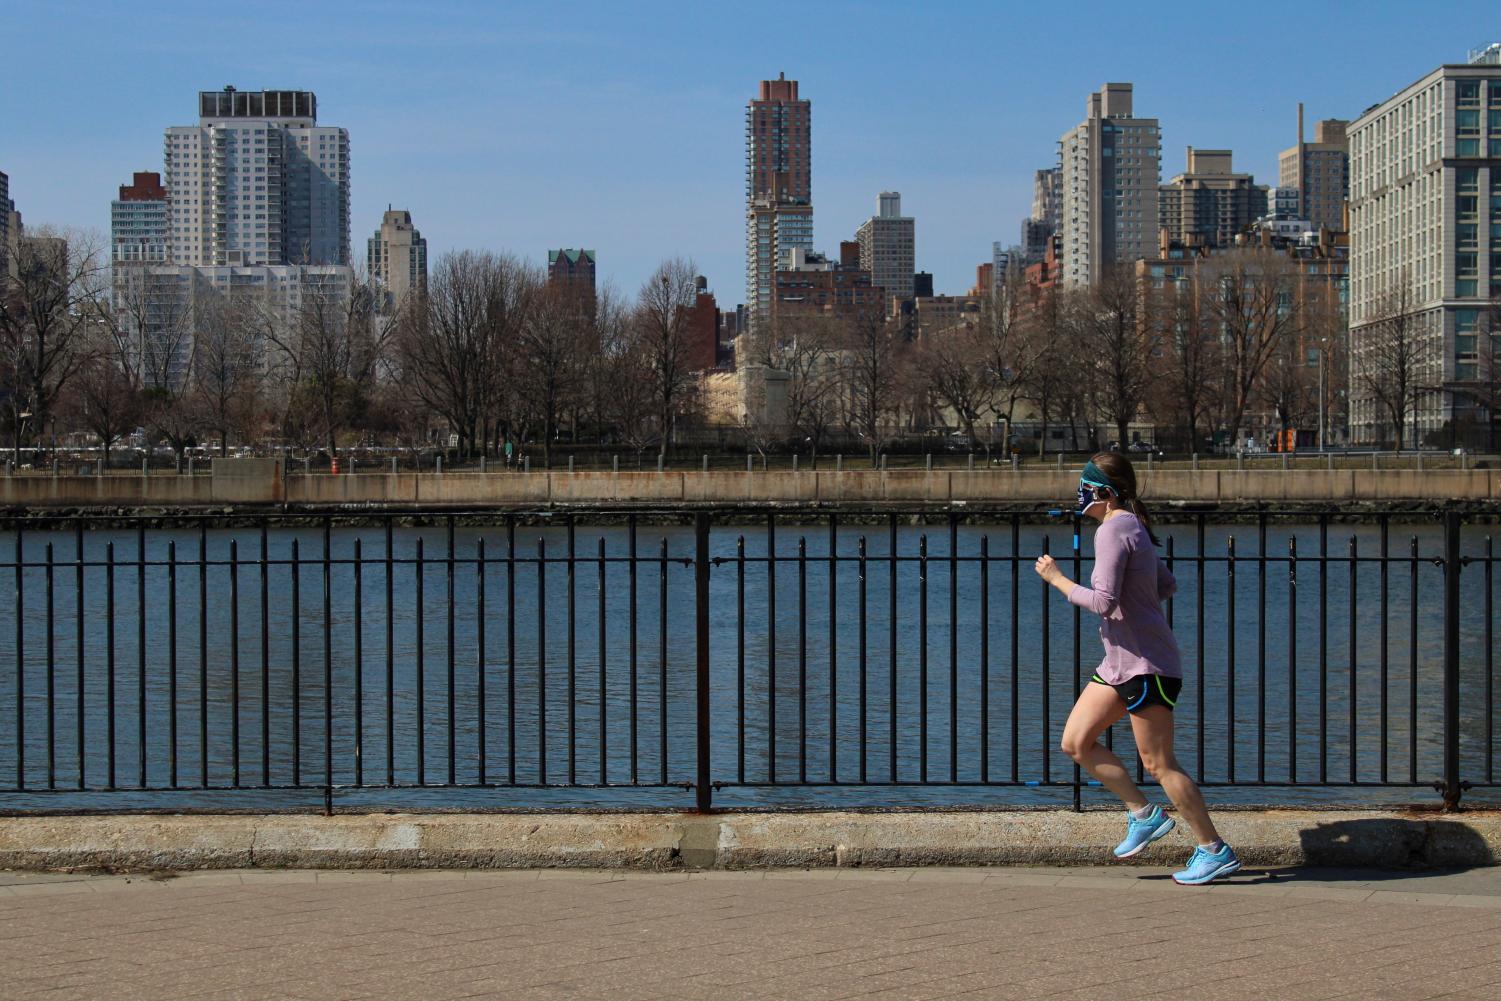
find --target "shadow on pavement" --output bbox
[1136,818,1495,884]
[1295,817,1494,869]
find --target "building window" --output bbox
[1456,308,1480,380]
[1458,252,1479,297]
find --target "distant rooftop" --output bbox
[199,86,316,122]
[548,249,596,265]
[1469,42,1501,65]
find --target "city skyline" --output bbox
[4,0,1497,299]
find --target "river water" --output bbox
[0,519,1496,811]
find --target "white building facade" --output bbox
[164,88,349,268]
[1348,51,1501,445]
[117,88,356,391]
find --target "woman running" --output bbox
[1033,451,1240,885]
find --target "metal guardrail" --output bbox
[0,509,1494,812]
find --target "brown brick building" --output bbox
[547,248,596,312]
[684,277,721,373]
[771,249,885,331]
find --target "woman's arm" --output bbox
[1157,559,1177,601]
[1036,523,1128,616]
[1033,555,1077,601]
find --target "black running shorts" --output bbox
[1090,673,1182,714]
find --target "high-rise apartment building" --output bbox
[165,87,349,267]
[0,169,10,276]
[855,191,915,309]
[111,172,169,265]
[1348,48,1501,445]
[1279,106,1349,235]
[1032,167,1062,231]
[745,74,812,333]
[1060,83,1161,286]
[117,87,356,391]
[1158,148,1268,247]
[1022,167,1062,265]
[367,209,427,313]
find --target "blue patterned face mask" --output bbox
[1076,460,1114,514]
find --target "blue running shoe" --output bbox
[1172,843,1242,885]
[1113,805,1176,859]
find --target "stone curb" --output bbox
[0,811,1497,873]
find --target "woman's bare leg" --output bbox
[1060,683,1145,810]
[1129,706,1220,843]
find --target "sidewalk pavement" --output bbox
[3,864,1500,1001]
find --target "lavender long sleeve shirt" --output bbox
[1066,512,1181,684]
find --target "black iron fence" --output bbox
[0,509,1495,813]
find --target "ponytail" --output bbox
[1089,450,1161,547]
[1127,496,1161,548]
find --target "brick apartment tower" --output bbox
[746,73,812,346]
[685,275,719,372]
[547,248,597,314]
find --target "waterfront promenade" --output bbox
[4,864,1500,1000]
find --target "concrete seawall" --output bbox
[2,468,1498,509]
[1,811,1496,872]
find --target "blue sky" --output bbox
[3,1,1497,300]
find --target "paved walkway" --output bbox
[3,864,1501,1001]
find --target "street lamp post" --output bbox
[1317,341,1326,452]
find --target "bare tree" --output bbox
[600,307,658,466]
[773,313,842,465]
[271,275,366,459]
[1206,248,1303,448]
[634,258,701,462]
[514,281,585,468]
[146,387,200,467]
[1021,286,1075,456]
[1303,280,1348,448]
[192,293,261,455]
[1256,308,1315,449]
[978,270,1038,456]
[1153,273,1220,453]
[842,302,901,463]
[1469,330,1501,452]
[1078,265,1154,449]
[396,251,530,459]
[912,322,988,447]
[580,284,629,449]
[99,265,196,392]
[66,322,141,467]
[0,228,106,462]
[1357,276,1431,450]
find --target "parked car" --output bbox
[1128,440,1155,453]
[943,431,973,453]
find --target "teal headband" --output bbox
[1080,460,1112,490]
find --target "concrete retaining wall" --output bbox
[2,469,1498,509]
[0,811,1495,872]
